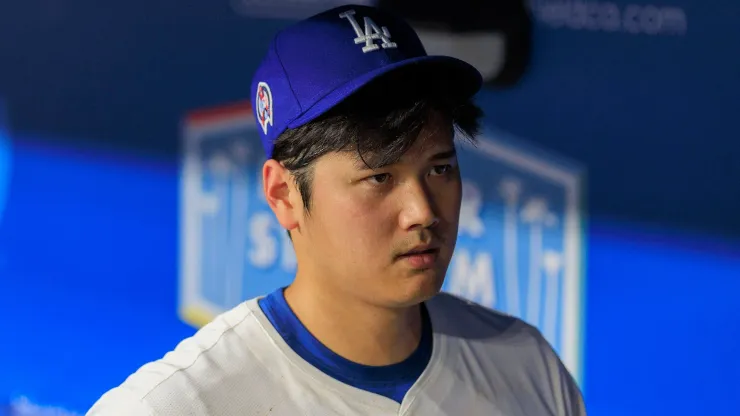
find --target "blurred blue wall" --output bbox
[0,1,738,415]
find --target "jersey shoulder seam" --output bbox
[140,304,257,401]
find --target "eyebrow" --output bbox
[353,148,457,171]
[429,149,457,161]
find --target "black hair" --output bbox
[271,63,484,213]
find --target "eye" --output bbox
[367,173,391,185]
[430,164,454,176]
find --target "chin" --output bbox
[392,267,446,307]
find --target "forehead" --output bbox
[348,119,457,169]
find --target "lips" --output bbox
[401,247,439,257]
[397,246,440,268]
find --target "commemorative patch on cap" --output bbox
[255,81,273,135]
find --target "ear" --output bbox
[262,159,301,231]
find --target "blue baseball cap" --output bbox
[250,4,483,159]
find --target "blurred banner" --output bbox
[1,1,740,416]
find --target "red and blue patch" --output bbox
[255,82,273,135]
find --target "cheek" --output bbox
[319,193,393,251]
[435,179,463,219]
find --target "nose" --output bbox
[398,180,440,231]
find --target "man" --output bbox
[87,4,586,415]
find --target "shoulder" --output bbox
[87,300,270,416]
[427,291,561,360]
[426,291,541,342]
[426,292,564,381]
[427,292,586,415]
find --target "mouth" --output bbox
[400,247,440,257]
[397,246,441,268]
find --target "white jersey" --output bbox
[87,293,586,416]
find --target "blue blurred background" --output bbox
[1,1,739,415]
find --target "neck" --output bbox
[283,276,423,366]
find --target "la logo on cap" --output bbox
[256,81,273,134]
[339,9,398,53]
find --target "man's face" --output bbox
[297,117,462,308]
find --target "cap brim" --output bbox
[287,55,483,129]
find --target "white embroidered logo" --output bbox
[338,9,398,53]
